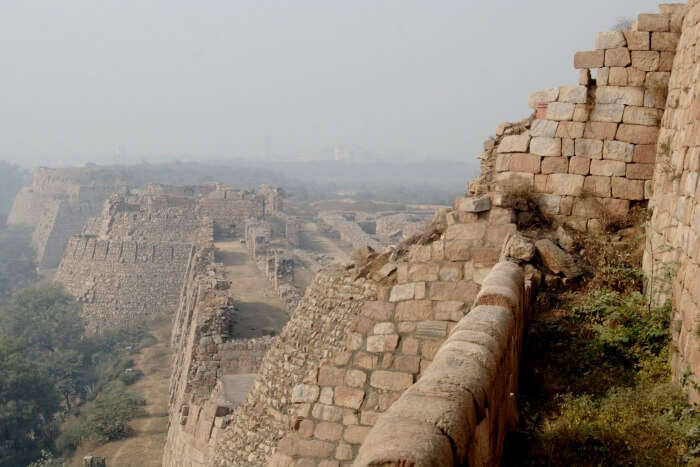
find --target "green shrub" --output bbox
[118,368,144,385]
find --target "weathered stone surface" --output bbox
[605,47,631,67]
[569,156,590,175]
[456,196,491,213]
[535,239,584,278]
[624,31,650,50]
[596,86,644,106]
[546,102,576,121]
[528,88,559,109]
[541,157,568,174]
[503,232,535,261]
[590,159,626,177]
[575,138,604,159]
[596,31,626,50]
[623,106,661,126]
[389,283,415,302]
[637,13,670,32]
[530,119,558,137]
[626,163,655,180]
[558,85,588,103]
[556,225,577,253]
[631,50,660,71]
[603,140,634,162]
[556,121,585,138]
[616,124,659,144]
[609,67,628,86]
[530,137,562,156]
[497,134,531,153]
[546,174,584,196]
[590,103,624,123]
[415,320,448,339]
[651,32,680,51]
[574,50,604,68]
[292,384,321,403]
[583,175,612,197]
[369,371,413,391]
[584,122,618,140]
[611,177,645,200]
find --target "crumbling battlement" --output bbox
[55,236,195,332]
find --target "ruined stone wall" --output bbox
[198,187,265,239]
[33,201,98,268]
[165,248,274,466]
[472,6,682,232]
[643,1,700,401]
[210,269,376,466]
[55,236,194,331]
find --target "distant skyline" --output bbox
[0,0,661,168]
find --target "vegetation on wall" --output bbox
[504,213,700,466]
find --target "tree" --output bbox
[0,335,61,466]
[0,225,37,304]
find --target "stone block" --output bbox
[372,322,395,335]
[637,13,669,32]
[623,106,661,126]
[603,198,630,217]
[605,47,631,67]
[569,156,590,175]
[556,121,585,138]
[579,69,591,86]
[292,384,320,403]
[626,163,655,180]
[345,369,367,388]
[574,50,604,68]
[584,122,618,140]
[497,134,531,153]
[603,140,634,162]
[366,334,399,352]
[595,31,626,49]
[583,175,612,197]
[624,31,650,50]
[546,102,576,121]
[562,138,575,156]
[608,67,628,86]
[503,232,536,261]
[295,439,335,458]
[590,159,626,177]
[344,425,371,445]
[314,422,344,442]
[369,371,413,391]
[509,153,542,172]
[645,71,670,89]
[596,86,644,105]
[494,172,534,190]
[559,85,588,103]
[590,103,624,122]
[659,51,675,71]
[445,222,487,242]
[531,119,559,137]
[530,137,562,157]
[597,67,609,85]
[611,177,645,200]
[362,301,394,321]
[312,404,344,422]
[616,124,659,144]
[575,138,603,159]
[389,283,415,302]
[319,367,346,387]
[528,88,559,109]
[627,67,647,86]
[541,156,569,174]
[455,196,491,212]
[444,241,471,261]
[573,104,590,122]
[395,300,432,321]
[651,32,679,51]
[473,247,501,266]
[429,281,479,302]
[393,355,421,373]
[334,387,365,409]
[633,144,656,163]
[535,239,584,278]
[546,173,584,196]
[632,50,660,71]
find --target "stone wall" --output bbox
[471,6,681,232]
[165,248,274,466]
[355,262,530,466]
[55,236,194,331]
[318,212,383,251]
[199,187,265,239]
[643,1,700,401]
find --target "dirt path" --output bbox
[214,241,288,338]
[69,318,172,467]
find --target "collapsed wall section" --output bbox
[55,236,194,331]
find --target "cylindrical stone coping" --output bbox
[354,261,527,467]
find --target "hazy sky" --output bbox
[0,0,661,167]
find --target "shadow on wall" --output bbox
[229,301,289,339]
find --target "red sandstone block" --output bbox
[361,301,394,321]
[360,410,380,426]
[345,369,367,387]
[429,281,479,302]
[319,366,346,386]
[633,144,657,163]
[602,198,630,217]
[408,263,439,282]
[584,122,618,140]
[485,223,517,246]
[314,422,344,441]
[445,222,487,242]
[574,50,604,68]
[541,157,569,174]
[334,387,365,409]
[569,156,591,175]
[626,163,655,179]
[295,439,336,458]
[616,124,659,144]
[444,240,472,261]
[611,177,645,200]
[394,355,421,373]
[583,175,612,197]
[651,32,680,51]
[370,370,413,391]
[351,316,374,335]
[395,300,432,321]
[401,337,420,355]
[344,425,371,445]
[353,352,378,370]
[472,248,500,267]
[438,263,462,281]
[421,340,443,360]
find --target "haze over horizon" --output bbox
[1,0,660,168]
